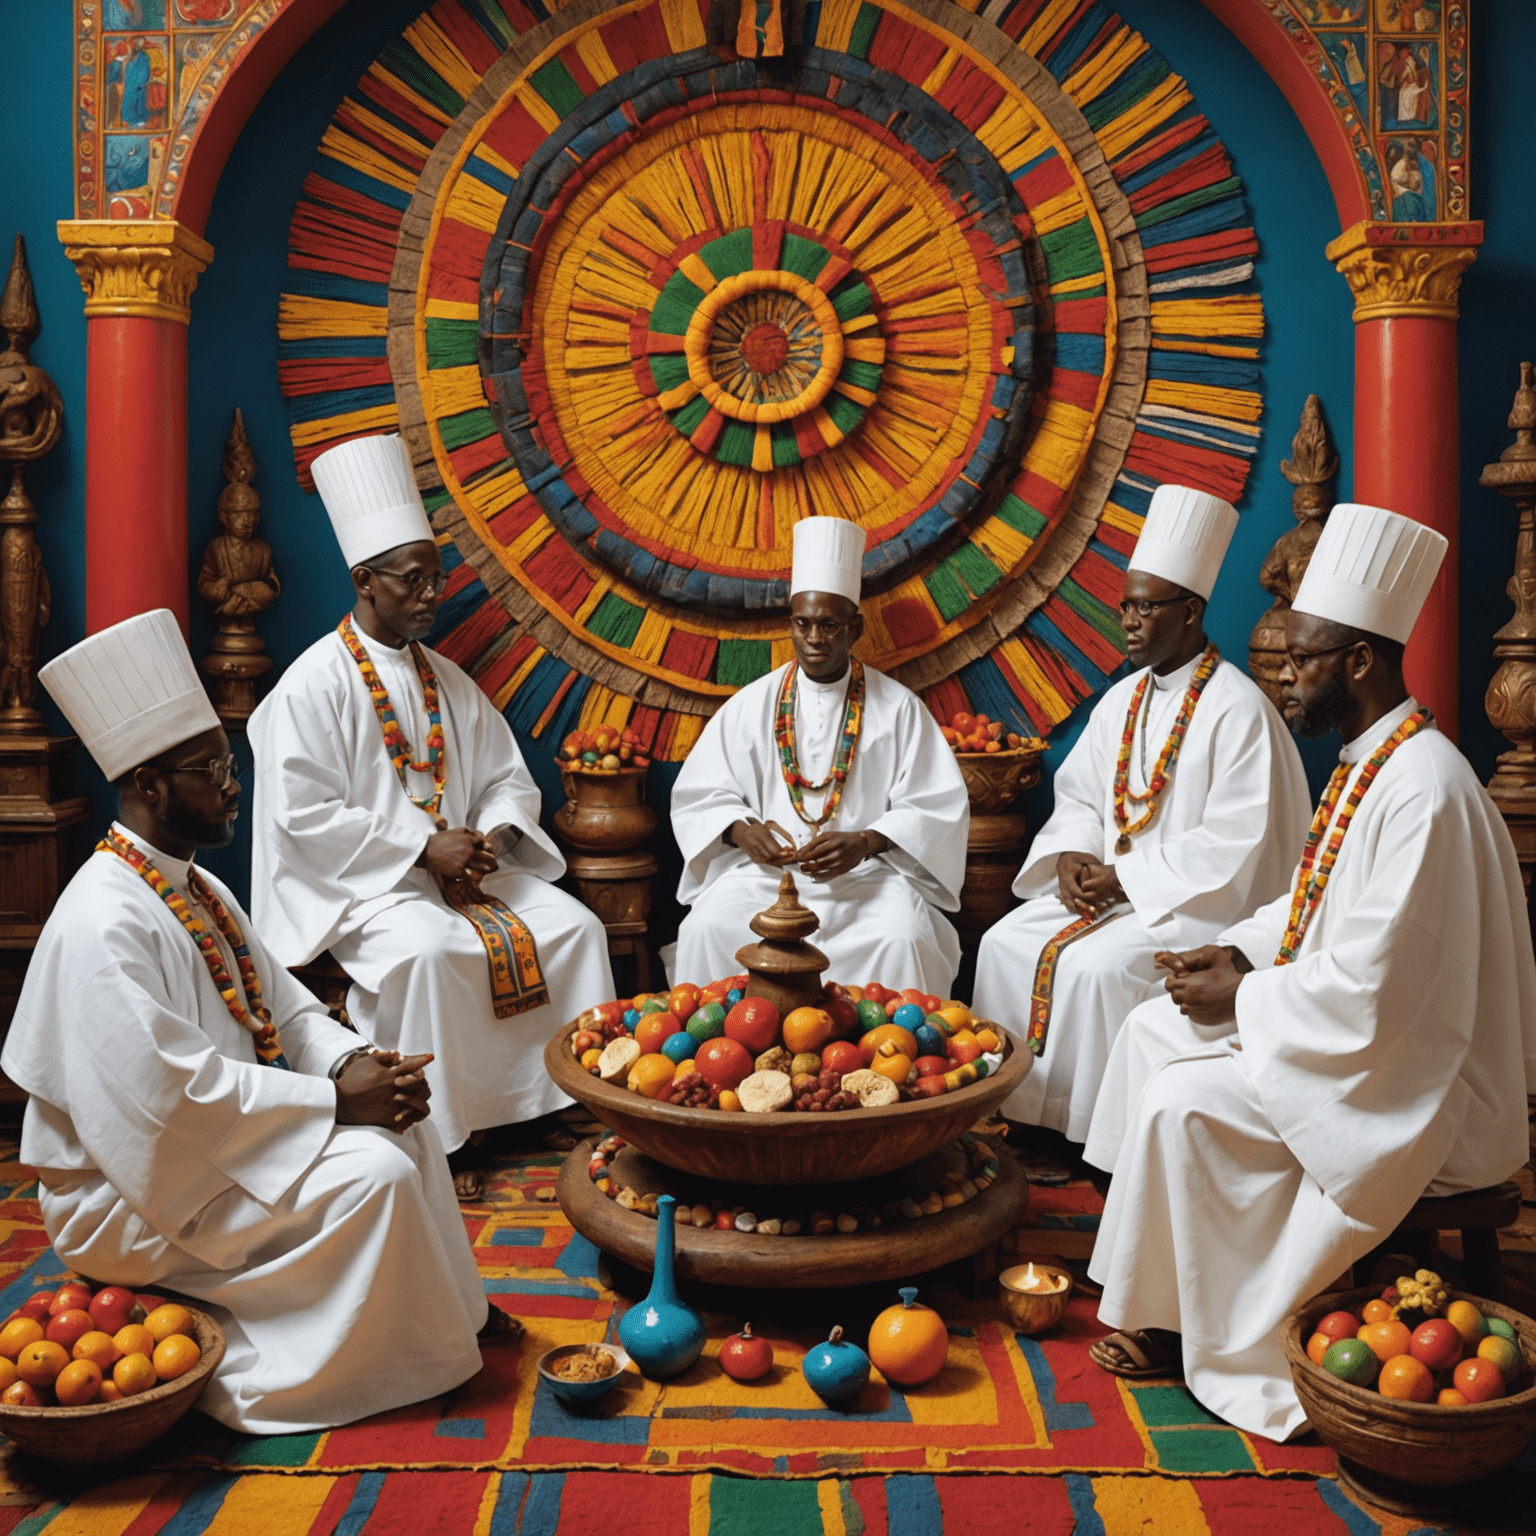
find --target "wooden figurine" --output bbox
[1478,362,1536,897]
[197,408,279,728]
[1248,395,1339,707]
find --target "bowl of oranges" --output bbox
[0,1277,224,1463]
[1282,1279,1536,1494]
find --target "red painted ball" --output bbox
[694,1037,754,1091]
[719,1322,775,1382]
[723,996,781,1056]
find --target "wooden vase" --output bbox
[554,765,657,854]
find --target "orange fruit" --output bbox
[16,1339,69,1387]
[1361,1298,1394,1325]
[935,1005,972,1032]
[1,1380,42,1407]
[0,1317,43,1361]
[1305,1333,1330,1367]
[1377,1353,1433,1402]
[152,1334,200,1381]
[73,1331,122,1370]
[1476,1334,1522,1379]
[634,1011,680,1057]
[144,1304,194,1345]
[112,1352,157,1397]
[781,1007,834,1055]
[0,1359,15,1393]
[1437,1388,1468,1406]
[1358,1320,1411,1363]
[717,1089,741,1112]
[626,1053,678,1099]
[98,1379,123,1403]
[871,1048,913,1085]
[947,1031,983,1065]
[1445,1300,1483,1348]
[113,1323,155,1359]
[858,1024,918,1063]
[1453,1356,1504,1403]
[867,1288,949,1386]
[53,1359,103,1406]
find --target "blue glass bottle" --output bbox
[617,1194,706,1376]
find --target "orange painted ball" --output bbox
[867,1287,948,1387]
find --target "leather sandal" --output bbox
[1089,1329,1183,1380]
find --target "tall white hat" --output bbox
[1291,502,1446,644]
[1126,484,1238,600]
[312,433,435,569]
[39,610,220,782]
[790,517,866,606]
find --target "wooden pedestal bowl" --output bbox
[956,745,1042,816]
[545,1021,1030,1185]
[0,1305,225,1464]
[1282,1286,1536,1502]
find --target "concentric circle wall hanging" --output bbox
[280,0,1265,760]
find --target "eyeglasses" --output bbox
[791,616,850,640]
[1283,641,1361,672]
[1117,597,1187,620]
[369,567,449,597]
[152,755,241,789]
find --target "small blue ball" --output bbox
[661,1031,698,1063]
[727,988,744,1007]
[623,1009,640,1031]
[914,1023,946,1058]
[892,1002,926,1031]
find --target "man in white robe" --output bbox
[670,517,969,994]
[3,610,496,1435]
[1085,504,1536,1440]
[973,487,1310,1147]
[250,435,613,1200]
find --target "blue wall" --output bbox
[4,0,1532,912]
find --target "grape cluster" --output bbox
[670,1071,720,1109]
[793,1067,860,1112]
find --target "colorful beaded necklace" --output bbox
[1275,707,1431,964]
[1112,643,1220,855]
[338,614,446,821]
[99,828,289,1067]
[774,659,866,829]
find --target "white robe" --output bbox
[1,826,487,1435]
[973,655,1310,1139]
[249,629,614,1151]
[1088,700,1536,1439]
[670,663,969,993]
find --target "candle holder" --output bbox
[997,1261,1073,1334]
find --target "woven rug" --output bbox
[0,1142,1521,1534]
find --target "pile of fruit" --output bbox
[567,980,1005,1112]
[558,724,651,774]
[938,711,1043,757]
[0,1279,201,1408]
[1304,1270,1527,1405]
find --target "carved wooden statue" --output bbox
[0,235,63,734]
[1479,362,1536,896]
[198,408,279,728]
[1248,395,1339,707]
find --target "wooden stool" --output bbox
[1355,1181,1522,1301]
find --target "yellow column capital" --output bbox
[56,220,214,325]
[1325,220,1481,324]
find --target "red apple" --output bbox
[1410,1318,1463,1373]
[694,1037,753,1092]
[88,1286,142,1336]
[912,1075,948,1098]
[17,1292,53,1322]
[1,1380,43,1407]
[49,1283,92,1316]
[1314,1310,1360,1344]
[719,1323,774,1382]
[45,1309,94,1350]
[824,998,859,1038]
[723,997,781,1056]
[914,1055,950,1079]
[821,1040,865,1078]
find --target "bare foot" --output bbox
[454,1167,484,1204]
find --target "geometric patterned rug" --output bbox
[0,1140,1521,1534]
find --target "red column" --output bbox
[1327,222,1480,740]
[84,317,189,632]
[58,221,212,638]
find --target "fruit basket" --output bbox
[956,745,1044,816]
[0,1304,225,1464]
[1281,1285,1536,1492]
[545,1017,1029,1184]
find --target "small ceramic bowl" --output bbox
[998,1261,1074,1334]
[536,1342,630,1411]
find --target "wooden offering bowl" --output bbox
[545,1021,1031,1185]
[998,1262,1074,1334]
[1282,1286,1536,1504]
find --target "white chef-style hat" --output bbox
[790,517,866,606]
[312,433,435,570]
[1291,502,1446,644]
[1126,484,1239,601]
[39,609,220,783]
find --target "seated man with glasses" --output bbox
[972,485,1310,1176]
[5,610,498,1434]
[669,517,969,994]
[1084,503,1536,1440]
[250,435,612,1202]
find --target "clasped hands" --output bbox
[729,819,890,881]
[419,823,522,886]
[335,1048,433,1133]
[1055,851,1126,917]
[1154,944,1252,1025]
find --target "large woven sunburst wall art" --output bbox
[279,0,1264,761]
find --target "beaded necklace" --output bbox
[1275,707,1431,964]
[1112,643,1220,855]
[99,829,289,1067]
[338,614,446,821]
[774,660,866,829]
